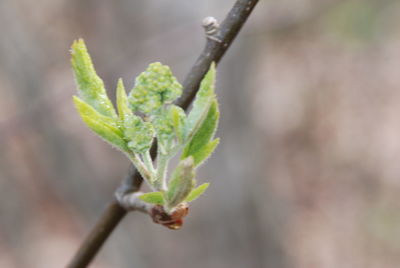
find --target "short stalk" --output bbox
[168,143,185,159]
[155,153,169,191]
[142,150,156,176]
[126,153,153,184]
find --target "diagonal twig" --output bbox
[67,1,259,267]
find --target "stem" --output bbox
[155,151,169,191]
[126,153,152,183]
[177,0,259,110]
[67,1,259,267]
[67,166,143,268]
[167,144,183,161]
[142,150,156,176]
[67,201,126,268]
[117,192,153,213]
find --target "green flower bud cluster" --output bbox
[129,62,182,114]
[123,115,154,154]
[71,39,219,214]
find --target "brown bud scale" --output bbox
[150,203,189,230]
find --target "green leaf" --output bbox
[71,39,117,118]
[166,157,195,208]
[73,96,128,152]
[182,99,219,164]
[185,183,210,202]
[139,192,165,205]
[128,62,182,115]
[123,114,155,154]
[192,138,220,166]
[116,78,133,121]
[185,62,216,142]
[169,105,186,143]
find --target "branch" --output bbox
[67,166,142,268]
[67,1,259,267]
[178,0,259,109]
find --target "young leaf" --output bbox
[123,114,155,154]
[169,105,186,143]
[185,62,216,142]
[139,192,165,205]
[185,183,210,202]
[189,138,219,167]
[71,39,117,118]
[116,78,133,121]
[128,62,182,115]
[73,96,128,152]
[166,157,195,209]
[182,99,219,162]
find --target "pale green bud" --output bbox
[128,62,182,115]
[123,114,155,153]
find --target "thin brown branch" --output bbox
[67,166,141,268]
[67,0,259,267]
[177,0,259,109]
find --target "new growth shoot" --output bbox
[71,39,219,228]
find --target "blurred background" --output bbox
[1,0,400,267]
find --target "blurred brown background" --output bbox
[1,0,400,267]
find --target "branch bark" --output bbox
[67,1,259,267]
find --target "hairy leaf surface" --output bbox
[71,39,117,118]
[185,183,210,202]
[139,192,165,205]
[166,157,195,208]
[185,63,216,142]
[182,99,219,165]
[73,96,128,151]
[116,78,133,121]
[191,138,220,166]
[170,105,186,143]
